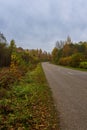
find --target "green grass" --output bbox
[60,65,87,71]
[51,62,87,71]
[0,64,59,130]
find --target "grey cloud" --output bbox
[0,0,87,51]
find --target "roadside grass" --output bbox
[51,62,87,72]
[51,61,87,72]
[59,65,87,72]
[0,64,59,130]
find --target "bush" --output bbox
[0,68,22,89]
[59,56,72,66]
[79,62,87,69]
[71,53,85,67]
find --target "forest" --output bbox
[52,36,87,69]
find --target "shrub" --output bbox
[0,69,22,89]
[71,53,85,67]
[59,56,72,66]
[79,62,87,69]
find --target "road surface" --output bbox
[42,62,87,130]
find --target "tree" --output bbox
[66,35,72,44]
[9,40,16,53]
[0,43,10,67]
[55,40,64,49]
[62,44,71,57]
[52,47,59,64]
[0,32,7,43]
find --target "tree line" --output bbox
[0,39,51,68]
[52,36,87,68]
[0,34,51,88]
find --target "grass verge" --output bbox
[0,64,59,130]
[59,65,87,71]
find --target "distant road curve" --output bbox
[42,62,87,130]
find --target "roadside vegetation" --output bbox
[0,64,59,130]
[52,36,87,70]
[0,34,58,130]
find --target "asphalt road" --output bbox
[42,62,87,130]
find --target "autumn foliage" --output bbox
[52,36,87,68]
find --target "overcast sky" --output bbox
[0,0,87,52]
